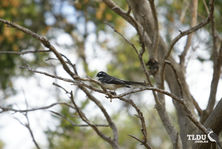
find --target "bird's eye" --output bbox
[96,71,107,77]
[97,71,104,77]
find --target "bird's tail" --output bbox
[124,80,147,86]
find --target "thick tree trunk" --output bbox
[127,0,197,148]
[193,98,222,149]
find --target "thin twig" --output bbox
[60,53,77,75]
[102,0,138,29]
[0,18,77,80]
[53,82,69,94]
[114,87,182,104]
[14,114,41,149]
[79,86,119,146]
[160,0,214,94]
[0,50,50,55]
[202,0,210,15]
[25,113,41,149]
[180,0,198,66]
[69,91,119,149]
[165,0,215,60]
[20,65,75,83]
[105,23,139,54]
[20,65,114,97]
[50,110,109,127]
[129,134,151,149]
[0,102,75,113]
[118,97,151,149]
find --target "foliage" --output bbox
[0,0,49,96]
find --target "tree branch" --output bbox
[0,18,77,80]
[203,40,222,122]
[118,97,151,149]
[128,134,151,149]
[0,102,74,113]
[14,113,41,149]
[180,0,198,66]
[20,65,75,83]
[50,110,109,127]
[165,0,215,59]
[148,0,160,60]
[69,91,119,149]
[102,3,182,147]
[0,50,50,55]
[102,0,138,29]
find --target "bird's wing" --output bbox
[104,76,126,84]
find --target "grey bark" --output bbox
[127,0,197,148]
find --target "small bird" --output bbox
[96,71,146,90]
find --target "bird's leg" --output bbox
[105,90,116,102]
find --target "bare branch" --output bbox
[179,1,189,22]
[53,82,69,94]
[166,18,210,60]
[128,134,151,149]
[148,0,160,60]
[60,54,78,75]
[103,0,152,47]
[180,0,198,66]
[114,87,182,103]
[0,50,50,55]
[20,65,75,83]
[21,64,116,97]
[50,110,109,127]
[69,91,119,149]
[105,22,152,87]
[0,18,77,80]
[103,4,182,147]
[203,41,222,122]
[14,114,41,149]
[192,95,203,116]
[164,61,183,97]
[118,97,151,149]
[202,0,210,15]
[165,0,215,59]
[161,60,202,118]
[79,87,119,146]
[102,0,138,29]
[0,102,74,113]
[24,113,41,149]
[116,87,207,136]
[105,23,139,54]
[195,98,222,149]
